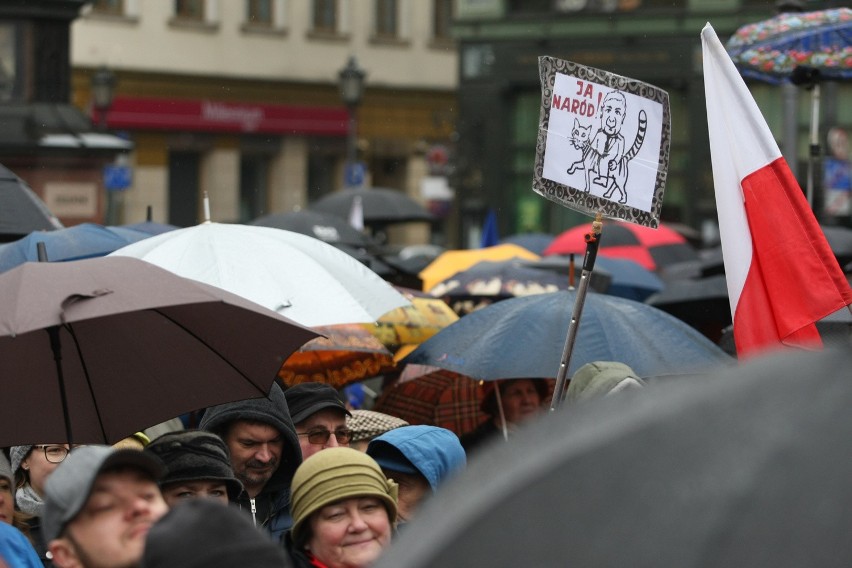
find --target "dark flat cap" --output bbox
[285,382,351,425]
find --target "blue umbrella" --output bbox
[521,255,664,301]
[499,232,555,255]
[401,290,732,380]
[0,223,151,273]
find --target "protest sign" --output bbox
[533,56,670,227]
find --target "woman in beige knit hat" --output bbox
[282,447,398,568]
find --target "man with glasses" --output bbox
[284,382,352,461]
[199,383,302,540]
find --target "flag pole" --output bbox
[550,212,603,411]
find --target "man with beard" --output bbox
[43,445,168,568]
[199,383,301,540]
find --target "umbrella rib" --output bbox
[152,308,269,397]
[64,323,110,443]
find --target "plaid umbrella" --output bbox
[543,220,697,271]
[278,324,395,389]
[373,368,486,437]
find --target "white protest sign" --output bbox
[533,56,670,227]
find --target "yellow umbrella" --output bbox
[364,287,459,359]
[418,244,540,292]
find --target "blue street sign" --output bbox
[104,164,132,191]
[344,161,366,187]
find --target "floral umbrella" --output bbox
[725,8,852,84]
[365,287,458,358]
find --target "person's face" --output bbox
[383,470,429,524]
[22,444,71,496]
[307,496,392,568]
[600,95,626,135]
[500,380,543,425]
[49,469,168,568]
[223,421,283,497]
[0,476,13,525]
[296,408,349,461]
[160,480,229,507]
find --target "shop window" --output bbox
[0,23,18,103]
[239,155,270,222]
[168,151,200,227]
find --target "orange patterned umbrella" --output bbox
[278,324,395,389]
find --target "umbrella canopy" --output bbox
[249,209,373,248]
[726,7,852,84]
[374,347,852,568]
[645,274,732,342]
[521,255,664,301]
[543,221,698,271]
[365,287,459,357]
[277,324,395,389]
[309,187,433,226]
[373,368,485,437]
[110,222,410,327]
[0,256,319,446]
[0,163,63,242]
[419,244,541,292]
[499,233,555,255]
[0,223,152,273]
[402,290,732,380]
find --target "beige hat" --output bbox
[290,447,398,545]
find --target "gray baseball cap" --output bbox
[43,445,165,543]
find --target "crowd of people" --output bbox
[0,362,637,568]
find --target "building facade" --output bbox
[70,0,458,244]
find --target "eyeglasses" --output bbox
[296,428,352,445]
[33,445,71,464]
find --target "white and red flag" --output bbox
[701,23,852,358]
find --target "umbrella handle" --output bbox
[550,214,603,411]
[48,326,74,447]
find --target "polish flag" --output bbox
[701,24,852,358]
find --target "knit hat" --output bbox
[367,425,466,492]
[199,383,301,489]
[286,382,351,425]
[480,379,550,417]
[144,430,243,501]
[347,410,409,443]
[290,447,398,546]
[0,452,12,484]
[9,446,32,477]
[43,446,165,542]
[142,499,292,568]
[566,361,645,403]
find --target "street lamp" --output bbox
[90,66,116,130]
[338,56,366,180]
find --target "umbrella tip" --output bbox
[146,205,153,222]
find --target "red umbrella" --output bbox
[543,221,697,271]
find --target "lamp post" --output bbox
[91,66,118,224]
[91,66,116,130]
[338,56,366,185]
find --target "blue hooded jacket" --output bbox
[0,523,42,568]
[367,425,466,492]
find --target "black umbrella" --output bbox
[309,187,433,226]
[0,163,63,242]
[645,274,732,342]
[249,209,374,248]
[374,347,852,568]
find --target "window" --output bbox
[433,0,454,42]
[91,0,125,16]
[312,0,337,33]
[175,0,205,21]
[247,0,273,26]
[375,0,398,38]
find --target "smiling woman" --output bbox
[282,448,398,568]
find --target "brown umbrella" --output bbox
[0,255,319,447]
[373,367,486,437]
[278,324,396,389]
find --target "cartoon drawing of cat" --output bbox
[566,91,647,204]
[569,118,592,151]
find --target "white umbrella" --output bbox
[110,222,410,327]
